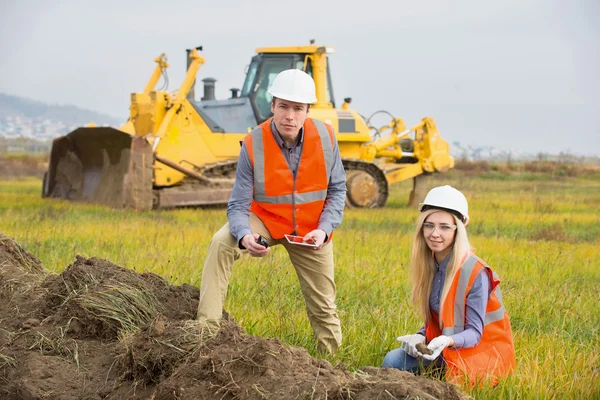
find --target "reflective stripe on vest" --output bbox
[442,256,507,336]
[251,119,334,205]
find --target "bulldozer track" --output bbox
[153,160,239,209]
[342,159,389,208]
[176,160,238,187]
[200,160,238,178]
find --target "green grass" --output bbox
[1,174,599,399]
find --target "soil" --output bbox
[416,342,433,356]
[0,233,468,399]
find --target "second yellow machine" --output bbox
[43,44,454,210]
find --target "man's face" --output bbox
[271,98,309,143]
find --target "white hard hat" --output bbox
[418,185,469,224]
[268,69,317,104]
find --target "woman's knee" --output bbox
[383,347,425,373]
[382,348,407,369]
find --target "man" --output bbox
[197,69,346,354]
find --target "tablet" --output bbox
[284,234,319,248]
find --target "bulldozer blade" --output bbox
[43,127,154,210]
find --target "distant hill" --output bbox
[0,93,121,126]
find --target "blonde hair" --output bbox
[410,209,472,326]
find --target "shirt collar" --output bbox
[433,252,451,272]
[270,120,304,149]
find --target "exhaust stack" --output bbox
[202,78,216,101]
[185,48,197,101]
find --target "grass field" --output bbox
[1,168,599,399]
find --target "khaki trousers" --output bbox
[197,213,342,354]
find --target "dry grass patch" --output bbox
[0,153,48,178]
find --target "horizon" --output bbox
[0,90,597,159]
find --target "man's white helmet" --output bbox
[418,185,469,224]
[268,69,317,104]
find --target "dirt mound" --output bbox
[0,234,44,273]
[39,256,199,340]
[150,319,463,400]
[0,234,46,333]
[0,234,468,399]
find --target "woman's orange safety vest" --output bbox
[425,255,516,386]
[244,118,335,239]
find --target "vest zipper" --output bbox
[291,142,304,236]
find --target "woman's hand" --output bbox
[396,334,426,358]
[418,335,453,360]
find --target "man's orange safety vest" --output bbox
[426,254,516,386]
[244,118,335,239]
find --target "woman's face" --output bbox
[423,211,457,260]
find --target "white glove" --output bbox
[396,334,426,358]
[419,335,452,361]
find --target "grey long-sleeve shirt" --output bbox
[227,120,346,243]
[417,254,491,349]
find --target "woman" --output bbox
[382,185,516,386]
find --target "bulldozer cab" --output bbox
[241,50,336,124]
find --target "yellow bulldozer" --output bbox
[42,44,454,210]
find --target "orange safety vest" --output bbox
[244,118,336,239]
[425,255,516,386]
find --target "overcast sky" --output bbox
[1,0,598,156]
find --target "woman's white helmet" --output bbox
[268,69,317,104]
[419,185,469,224]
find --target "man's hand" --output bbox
[241,233,271,257]
[303,229,327,250]
[396,334,426,358]
[418,335,453,360]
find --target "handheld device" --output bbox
[257,235,269,248]
[284,234,319,248]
